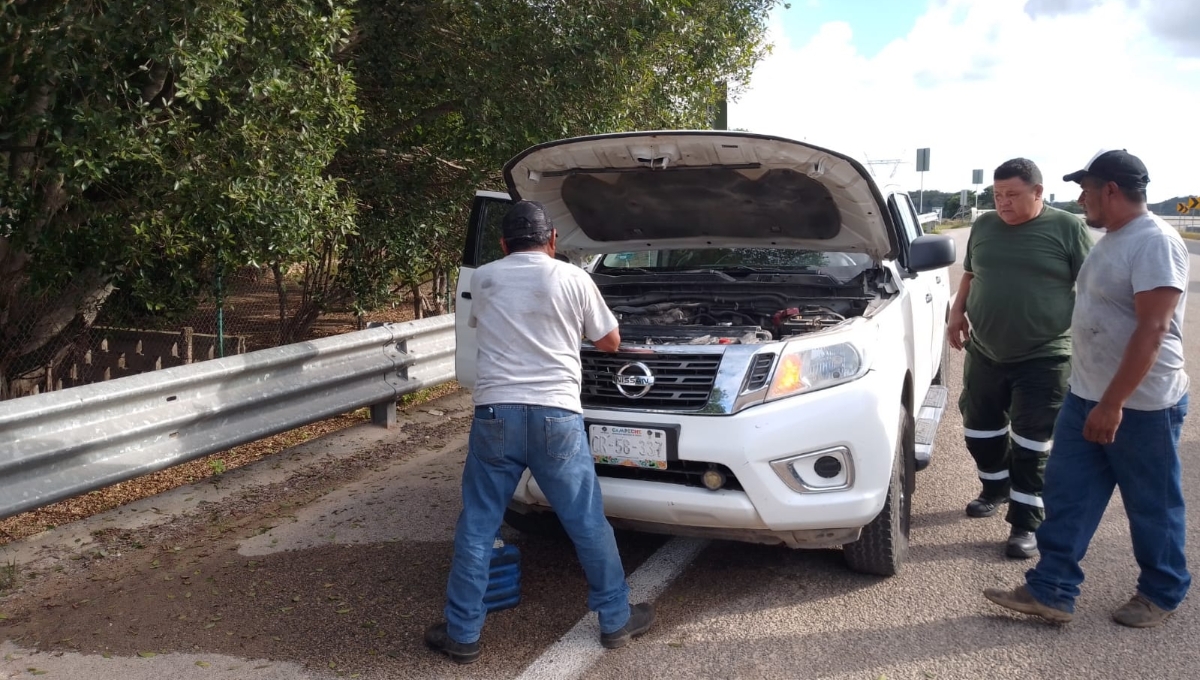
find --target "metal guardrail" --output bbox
[0,314,456,520]
[918,211,940,225]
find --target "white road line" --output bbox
[515,536,708,680]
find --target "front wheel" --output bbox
[843,407,914,576]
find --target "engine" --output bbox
[612,302,851,345]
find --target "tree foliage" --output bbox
[0,0,360,396]
[1,0,783,397]
[333,0,781,317]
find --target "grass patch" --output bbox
[399,380,461,409]
[1180,231,1200,241]
[0,557,18,592]
[931,220,971,233]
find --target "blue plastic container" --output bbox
[484,536,521,613]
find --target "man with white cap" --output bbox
[984,149,1191,628]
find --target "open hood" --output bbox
[502,131,898,260]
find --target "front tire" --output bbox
[843,407,914,576]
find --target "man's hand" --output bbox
[1083,401,1123,445]
[948,309,971,350]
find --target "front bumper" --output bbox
[511,368,902,542]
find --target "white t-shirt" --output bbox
[468,251,618,412]
[1069,213,1190,411]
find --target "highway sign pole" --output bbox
[916,148,930,212]
[972,169,983,211]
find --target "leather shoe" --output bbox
[966,495,1008,518]
[983,584,1072,624]
[600,603,656,649]
[423,622,481,664]
[1006,528,1037,559]
[1112,593,1175,628]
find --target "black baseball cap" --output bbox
[1062,149,1150,189]
[502,200,554,240]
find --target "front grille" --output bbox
[581,351,721,410]
[744,353,776,391]
[595,461,744,491]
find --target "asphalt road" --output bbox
[4,225,1200,680]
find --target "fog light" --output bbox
[769,446,854,493]
[702,469,726,490]
[813,455,843,479]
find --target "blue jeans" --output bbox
[1026,392,1190,613]
[444,404,631,643]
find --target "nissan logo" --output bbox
[613,362,655,399]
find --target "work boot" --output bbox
[983,584,1073,624]
[966,494,1008,518]
[1006,527,1038,559]
[600,603,656,649]
[423,622,481,664]
[1112,593,1174,628]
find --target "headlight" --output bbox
[766,335,872,401]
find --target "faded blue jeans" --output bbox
[1025,392,1190,613]
[444,404,631,643]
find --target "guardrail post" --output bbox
[371,336,408,429]
[371,399,396,428]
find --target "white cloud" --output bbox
[730,0,1200,203]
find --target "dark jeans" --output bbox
[1025,392,1190,613]
[444,404,631,643]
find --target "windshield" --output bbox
[597,248,872,279]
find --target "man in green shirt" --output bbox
[948,158,1093,559]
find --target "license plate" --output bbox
[588,424,669,470]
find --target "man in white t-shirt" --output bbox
[425,201,654,664]
[985,150,1191,628]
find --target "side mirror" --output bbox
[908,234,956,272]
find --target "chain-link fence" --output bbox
[1,267,435,402]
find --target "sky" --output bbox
[728,0,1200,206]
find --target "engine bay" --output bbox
[590,256,894,346]
[612,302,854,345]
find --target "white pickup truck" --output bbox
[454,131,956,576]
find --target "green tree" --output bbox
[333,0,782,318]
[978,185,995,209]
[0,0,360,397]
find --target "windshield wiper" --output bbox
[597,267,657,275]
[674,268,742,281]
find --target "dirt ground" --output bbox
[0,411,474,675]
[0,394,664,679]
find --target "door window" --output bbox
[462,194,513,268]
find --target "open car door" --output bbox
[454,190,513,388]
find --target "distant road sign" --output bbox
[972,169,984,185]
[1189,196,1200,210]
[1180,203,1190,214]
[916,148,930,172]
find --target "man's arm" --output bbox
[579,275,622,353]
[593,328,621,353]
[1083,287,1181,444]
[947,272,973,350]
